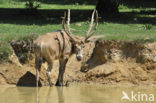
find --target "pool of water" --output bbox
[0,84,155,103]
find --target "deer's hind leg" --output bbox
[35,56,43,87]
[46,61,54,87]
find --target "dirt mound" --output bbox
[0,40,156,86]
[82,40,156,85]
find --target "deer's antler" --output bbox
[84,9,99,42]
[62,9,76,43]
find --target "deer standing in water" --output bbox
[34,9,98,87]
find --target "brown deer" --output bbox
[34,9,98,87]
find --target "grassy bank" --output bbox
[0,1,156,61]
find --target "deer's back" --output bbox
[34,31,72,60]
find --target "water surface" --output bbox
[0,84,155,103]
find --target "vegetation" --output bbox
[25,0,40,9]
[0,0,156,61]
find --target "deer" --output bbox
[34,9,99,87]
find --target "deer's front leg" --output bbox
[55,58,68,86]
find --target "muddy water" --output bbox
[0,84,156,103]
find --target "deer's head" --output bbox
[62,9,99,61]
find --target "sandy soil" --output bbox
[0,40,156,86]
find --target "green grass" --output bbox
[0,1,156,61]
[0,1,155,40]
[1,21,155,42]
[97,23,156,41]
[0,1,94,10]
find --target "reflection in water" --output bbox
[0,85,156,103]
[45,87,51,103]
[57,87,64,103]
[36,87,39,103]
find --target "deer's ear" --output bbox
[81,40,85,44]
[84,39,90,43]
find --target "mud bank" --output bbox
[0,40,156,86]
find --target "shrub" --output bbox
[0,42,12,62]
[25,0,40,10]
[143,24,153,30]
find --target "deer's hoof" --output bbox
[65,81,69,87]
[55,81,63,87]
[49,83,54,87]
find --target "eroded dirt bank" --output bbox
[0,40,156,86]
